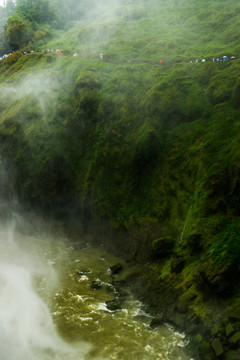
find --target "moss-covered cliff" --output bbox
[1,0,240,358]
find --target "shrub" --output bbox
[33,27,50,41]
[209,221,240,267]
[6,14,33,50]
[3,50,23,66]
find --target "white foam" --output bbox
[0,229,97,360]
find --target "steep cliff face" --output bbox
[1,53,240,358]
[1,0,240,358]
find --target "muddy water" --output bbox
[0,227,193,360]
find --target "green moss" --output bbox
[1,6,240,344]
[209,220,240,268]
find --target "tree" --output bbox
[0,30,11,54]
[16,0,54,24]
[6,14,33,50]
[6,0,16,17]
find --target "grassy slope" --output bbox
[42,0,240,62]
[1,0,240,358]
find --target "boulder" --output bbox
[150,314,165,328]
[150,237,175,258]
[109,263,123,275]
[105,298,122,311]
[91,280,102,290]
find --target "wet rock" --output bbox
[225,350,240,360]
[211,338,224,356]
[150,237,175,258]
[229,332,240,345]
[226,324,235,337]
[105,298,122,311]
[91,280,103,290]
[109,263,123,275]
[150,314,165,328]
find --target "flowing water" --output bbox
[0,219,193,360]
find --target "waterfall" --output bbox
[179,205,192,242]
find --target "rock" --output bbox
[105,298,122,311]
[225,350,240,360]
[109,263,123,275]
[229,332,240,344]
[91,280,102,290]
[150,237,175,258]
[211,338,224,356]
[226,324,235,337]
[150,314,165,328]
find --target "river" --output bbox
[0,217,193,360]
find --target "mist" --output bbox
[0,71,63,122]
[0,152,101,359]
[0,217,99,360]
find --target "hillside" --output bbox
[44,0,240,63]
[1,0,240,359]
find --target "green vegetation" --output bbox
[1,0,240,358]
